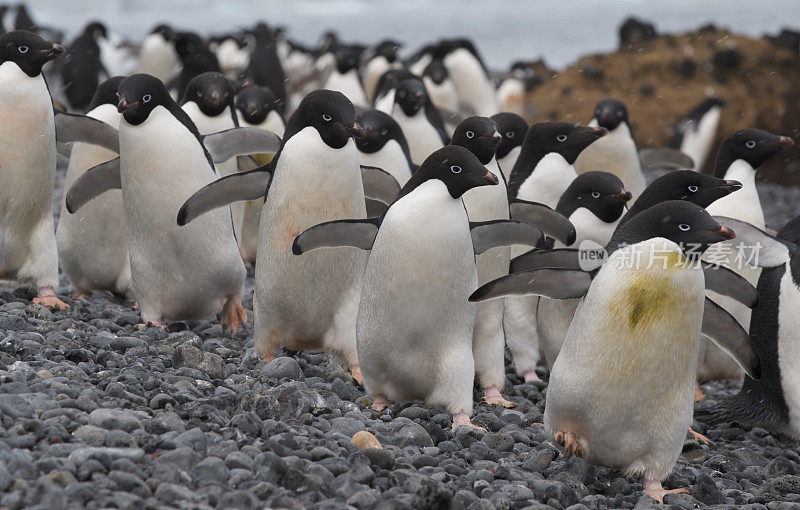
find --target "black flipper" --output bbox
[65,157,121,214]
[710,216,793,268]
[702,262,759,309]
[202,127,282,163]
[702,297,761,380]
[638,147,694,170]
[509,198,577,246]
[177,165,273,226]
[365,198,389,218]
[470,220,543,255]
[361,165,400,207]
[55,111,120,153]
[469,268,592,302]
[292,218,381,255]
[510,248,583,272]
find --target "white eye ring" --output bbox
[322,113,332,122]
[617,110,624,118]
[397,90,406,98]
[745,140,756,148]
[591,191,600,198]
[380,128,388,136]
[688,185,698,192]
[556,134,567,142]
[466,130,474,139]
[506,131,514,138]
[196,90,202,97]
[142,94,151,103]
[450,165,462,174]
[18,45,28,54]
[678,224,691,232]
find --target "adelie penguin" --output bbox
[176,89,401,381]
[670,97,724,172]
[0,30,66,310]
[490,112,528,181]
[390,76,449,165]
[440,38,498,116]
[356,108,413,188]
[471,201,767,502]
[136,24,179,84]
[371,68,414,114]
[422,58,459,120]
[62,73,282,332]
[362,40,402,103]
[292,145,545,429]
[59,21,107,111]
[167,31,220,99]
[324,44,368,107]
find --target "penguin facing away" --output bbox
[60,21,107,111]
[0,30,66,309]
[670,98,724,172]
[391,77,450,165]
[490,112,528,182]
[292,145,545,429]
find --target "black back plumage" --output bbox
[60,22,106,111]
[242,23,286,115]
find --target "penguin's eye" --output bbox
[591,191,600,199]
[397,90,406,98]
[450,165,462,174]
[678,224,691,232]
[745,140,756,149]
[616,110,624,118]
[506,131,514,138]
[466,130,474,139]
[556,134,567,142]
[142,94,151,103]
[17,45,28,54]
[196,90,202,98]
[687,185,698,193]
[380,128,388,136]
[595,109,601,117]
[322,113,332,122]
[223,90,229,98]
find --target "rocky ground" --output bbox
[0,169,798,510]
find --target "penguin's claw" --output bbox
[688,427,712,446]
[371,394,389,411]
[451,412,486,432]
[136,320,165,330]
[555,430,584,459]
[349,364,363,385]
[481,386,516,408]
[69,290,91,300]
[643,479,691,504]
[33,287,69,310]
[554,431,565,445]
[132,301,139,310]
[220,296,246,335]
[523,369,542,383]
[694,382,706,402]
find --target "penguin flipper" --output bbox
[293,218,381,255]
[55,111,120,153]
[711,216,793,268]
[203,127,281,163]
[469,268,591,302]
[702,262,759,308]
[470,220,543,255]
[638,147,694,170]
[360,165,400,207]
[65,157,121,214]
[177,166,273,226]
[702,297,761,380]
[510,248,586,273]
[508,198,577,246]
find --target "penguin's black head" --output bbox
[334,45,364,74]
[0,30,64,77]
[373,39,401,62]
[395,77,429,116]
[174,32,205,59]
[645,170,742,209]
[117,73,173,125]
[491,112,528,159]
[356,108,407,154]
[181,71,235,117]
[609,200,734,257]
[451,116,501,165]
[151,24,175,41]
[557,171,631,223]
[714,128,795,178]
[235,85,282,126]
[84,21,107,41]
[526,122,607,164]
[593,98,628,131]
[86,75,125,112]
[402,145,498,199]
[422,59,448,85]
[285,89,360,149]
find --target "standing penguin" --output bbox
[60,22,107,111]
[471,201,762,502]
[422,58,459,116]
[57,76,131,299]
[700,129,794,383]
[211,33,250,80]
[391,77,449,165]
[670,98,724,172]
[242,23,287,115]
[356,108,413,186]
[324,44,368,107]
[372,68,415,114]
[491,112,528,181]
[362,40,402,103]
[293,145,544,428]
[168,32,220,99]
[441,38,498,116]
[137,25,179,84]
[0,30,66,309]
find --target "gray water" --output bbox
[25,0,800,69]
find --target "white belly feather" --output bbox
[358,139,412,186]
[391,107,444,165]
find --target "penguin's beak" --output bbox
[613,190,633,203]
[347,122,364,139]
[720,180,743,193]
[491,132,502,146]
[117,98,133,113]
[483,170,499,185]
[717,226,735,240]
[779,136,795,148]
[45,43,64,60]
[593,127,608,138]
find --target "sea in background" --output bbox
[24,0,799,69]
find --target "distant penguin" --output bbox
[137,24,179,84]
[363,40,402,102]
[212,33,250,80]
[670,98,724,172]
[168,31,220,99]
[441,38,498,116]
[504,122,606,382]
[356,108,413,186]
[324,44,368,106]
[372,68,415,114]
[0,30,66,309]
[491,112,528,181]
[60,22,107,111]
[57,76,131,299]
[700,129,794,382]
[242,23,287,115]
[391,77,449,165]
[292,145,543,428]
[471,201,761,503]
[496,62,538,116]
[422,58,458,114]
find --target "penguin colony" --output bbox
[0,6,797,504]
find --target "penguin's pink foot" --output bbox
[688,427,712,446]
[371,394,389,411]
[694,382,706,402]
[220,296,247,335]
[554,430,585,459]
[136,320,166,330]
[481,386,516,408]
[69,290,91,300]
[524,369,542,383]
[33,287,69,310]
[643,478,690,504]
[451,412,486,431]
[349,363,363,385]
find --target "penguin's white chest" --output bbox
[358,139,412,186]
[182,101,236,136]
[515,153,576,207]
[574,123,645,196]
[682,107,721,171]
[497,146,521,182]
[424,76,458,112]
[243,110,285,138]
[778,269,800,437]
[325,69,367,106]
[392,108,444,165]
[705,159,764,228]
[444,48,497,116]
